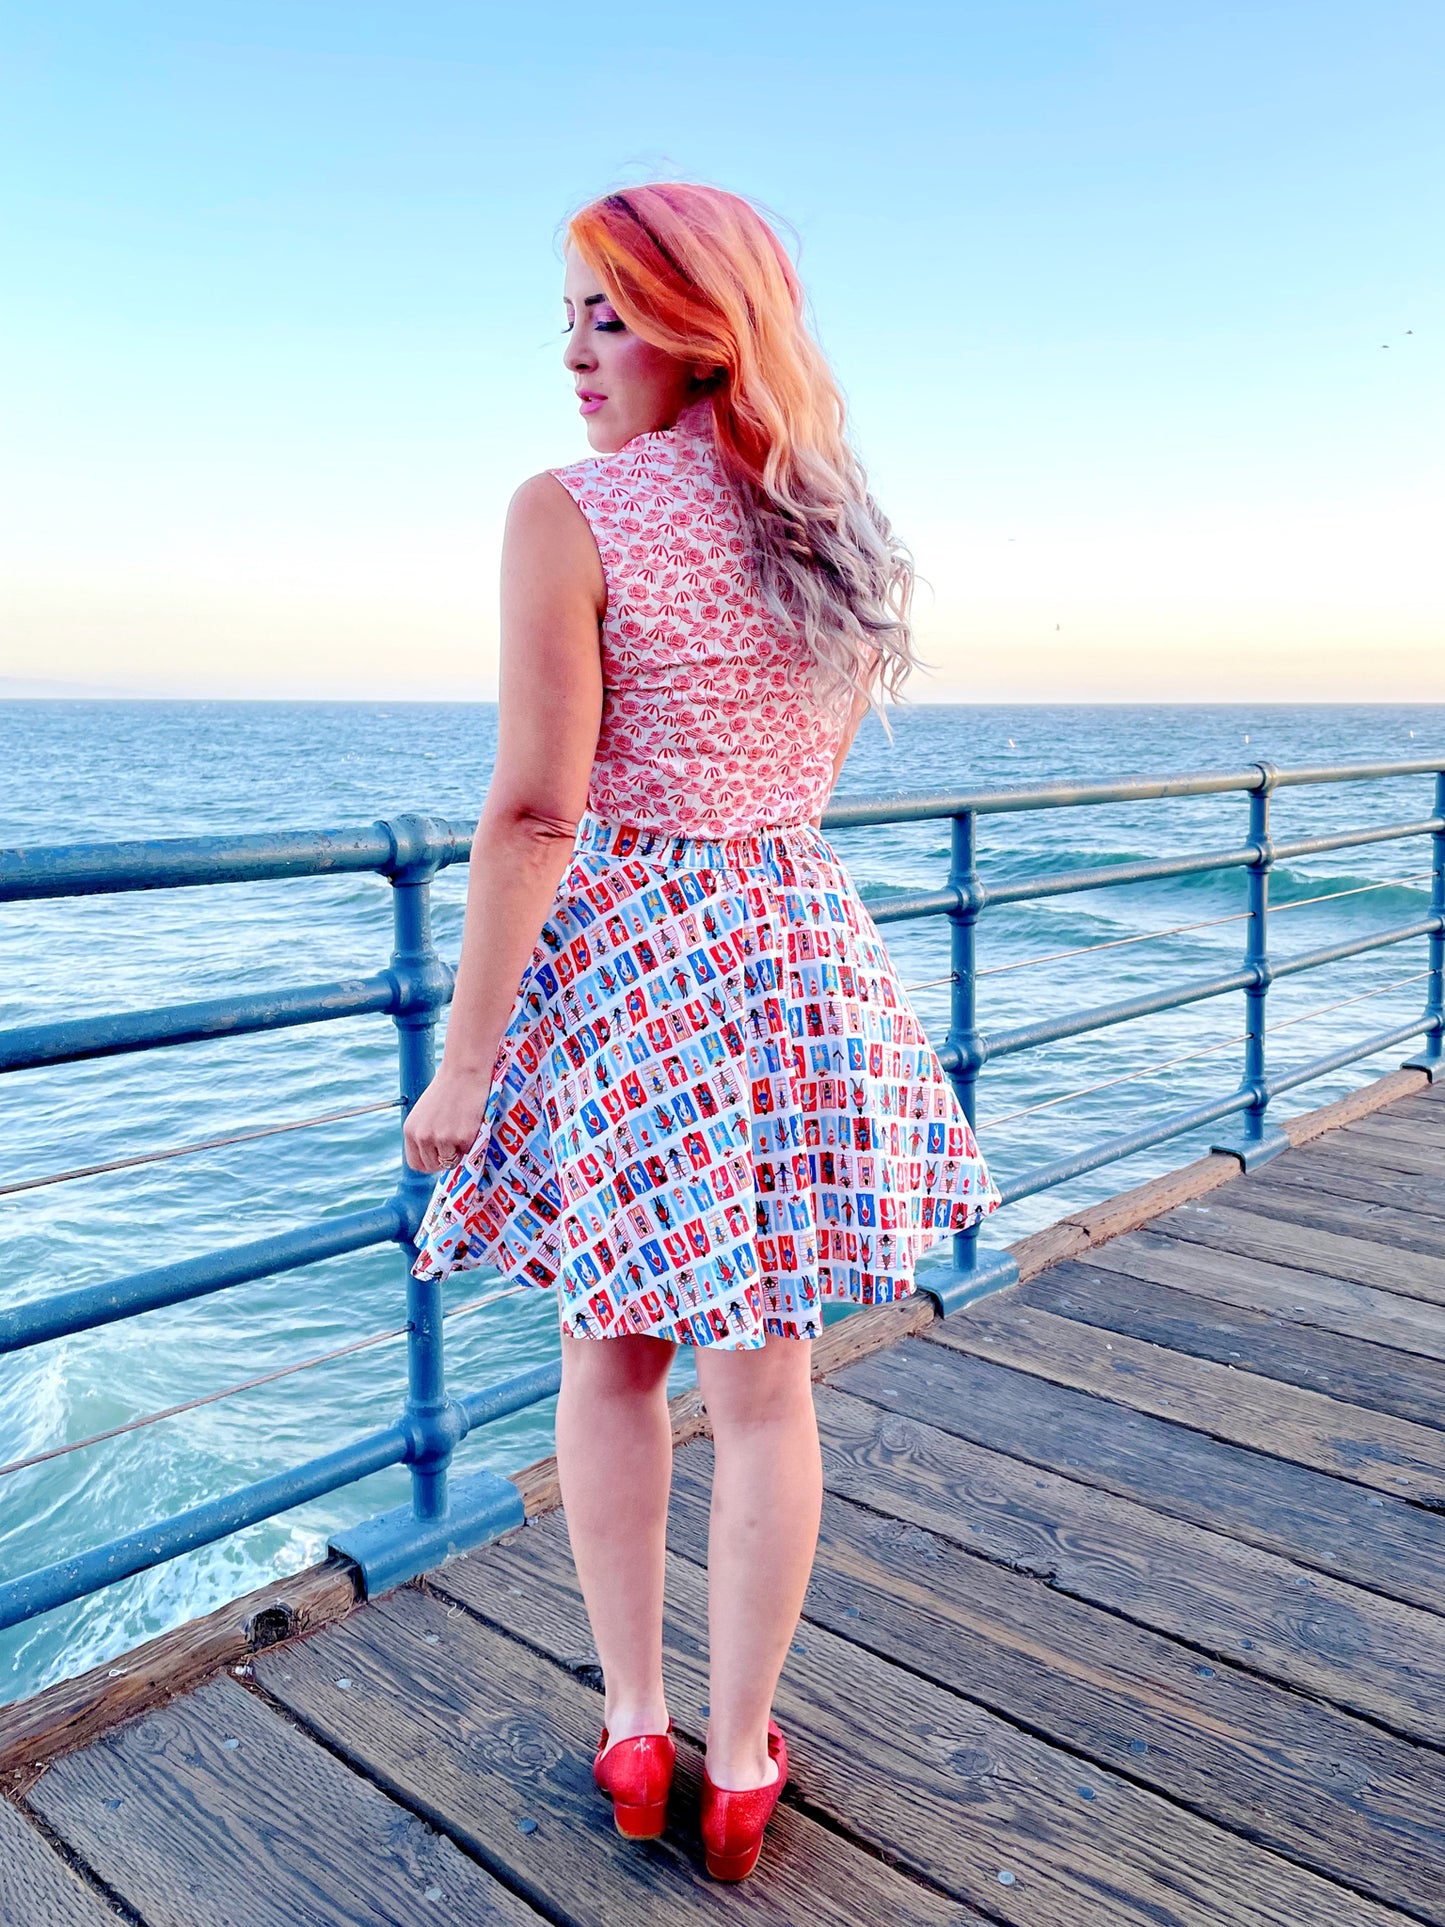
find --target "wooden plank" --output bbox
[1084,1227,1445,1360]
[1348,1108,1445,1150]
[0,1798,121,1925]
[1006,1218,1092,1279]
[1250,1146,1445,1223]
[430,1506,1418,1927]
[253,1579,981,1927]
[806,1382,1445,1744]
[1060,1153,1243,1245]
[1281,1069,1431,1144]
[1153,1199,1445,1309]
[1394,1088,1445,1120]
[1351,1092,1445,1126]
[26,1673,538,1927]
[1226,1174,1445,1260]
[920,1297,1445,1504]
[1339,1121,1445,1173]
[1294,1128,1444,1180]
[834,1338,1445,1613]
[664,1443,1445,1925]
[0,1553,361,1782]
[1018,1262,1445,1432]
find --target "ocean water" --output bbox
[1,698,1441,1708]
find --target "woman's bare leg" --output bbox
[693,1333,822,1788]
[555,1330,676,1754]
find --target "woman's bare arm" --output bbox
[404,473,604,1174]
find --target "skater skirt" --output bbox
[409,809,1002,1350]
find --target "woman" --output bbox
[403,181,999,1881]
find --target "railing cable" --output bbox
[901,914,1251,993]
[0,1278,532,1482]
[1259,969,1432,1036]
[980,966,1431,1130]
[981,1032,1250,1128]
[1269,870,1432,915]
[901,871,1431,996]
[0,1098,404,1199]
[977,911,1249,979]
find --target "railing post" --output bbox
[329,813,523,1594]
[1404,769,1445,1081]
[1211,766,1290,1169]
[924,810,1018,1316]
[392,829,453,1522]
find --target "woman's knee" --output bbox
[696,1334,815,1434]
[560,1330,675,1402]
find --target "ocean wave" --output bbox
[971,846,1432,915]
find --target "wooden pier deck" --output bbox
[4,1070,1443,1926]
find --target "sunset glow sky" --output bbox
[2,2,1440,700]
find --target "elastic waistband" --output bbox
[574,808,828,870]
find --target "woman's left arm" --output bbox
[403,472,605,1174]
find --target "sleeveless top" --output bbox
[548,397,853,837]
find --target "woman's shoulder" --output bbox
[502,472,608,597]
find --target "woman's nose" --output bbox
[564,330,594,373]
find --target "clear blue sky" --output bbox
[2,2,1439,699]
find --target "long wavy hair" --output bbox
[565,182,922,731]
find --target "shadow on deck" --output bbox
[4,1073,1444,1926]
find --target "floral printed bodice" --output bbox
[549,398,852,835]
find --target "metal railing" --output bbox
[1,759,1441,1634]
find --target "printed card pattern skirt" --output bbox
[410,810,1002,1350]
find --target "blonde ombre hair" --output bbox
[566,182,921,731]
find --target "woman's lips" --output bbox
[578,392,606,416]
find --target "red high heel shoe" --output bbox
[700,1717,789,1880]
[592,1718,676,1839]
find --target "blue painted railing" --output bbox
[1,758,1441,1634]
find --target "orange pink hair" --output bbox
[565,182,920,723]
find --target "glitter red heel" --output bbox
[592,1719,676,1839]
[700,1718,788,1880]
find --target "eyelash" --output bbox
[563,315,626,335]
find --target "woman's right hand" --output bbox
[403,1059,499,1174]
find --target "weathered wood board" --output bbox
[1247,1148,1445,1223]
[1234,1171,1445,1256]
[807,1382,1445,1742]
[1019,1261,1445,1428]
[832,1338,1445,1612]
[26,1674,541,1927]
[1082,1226,1445,1359]
[1153,1197,1445,1307]
[0,1797,121,1926]
[918,1296,1445,1502]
